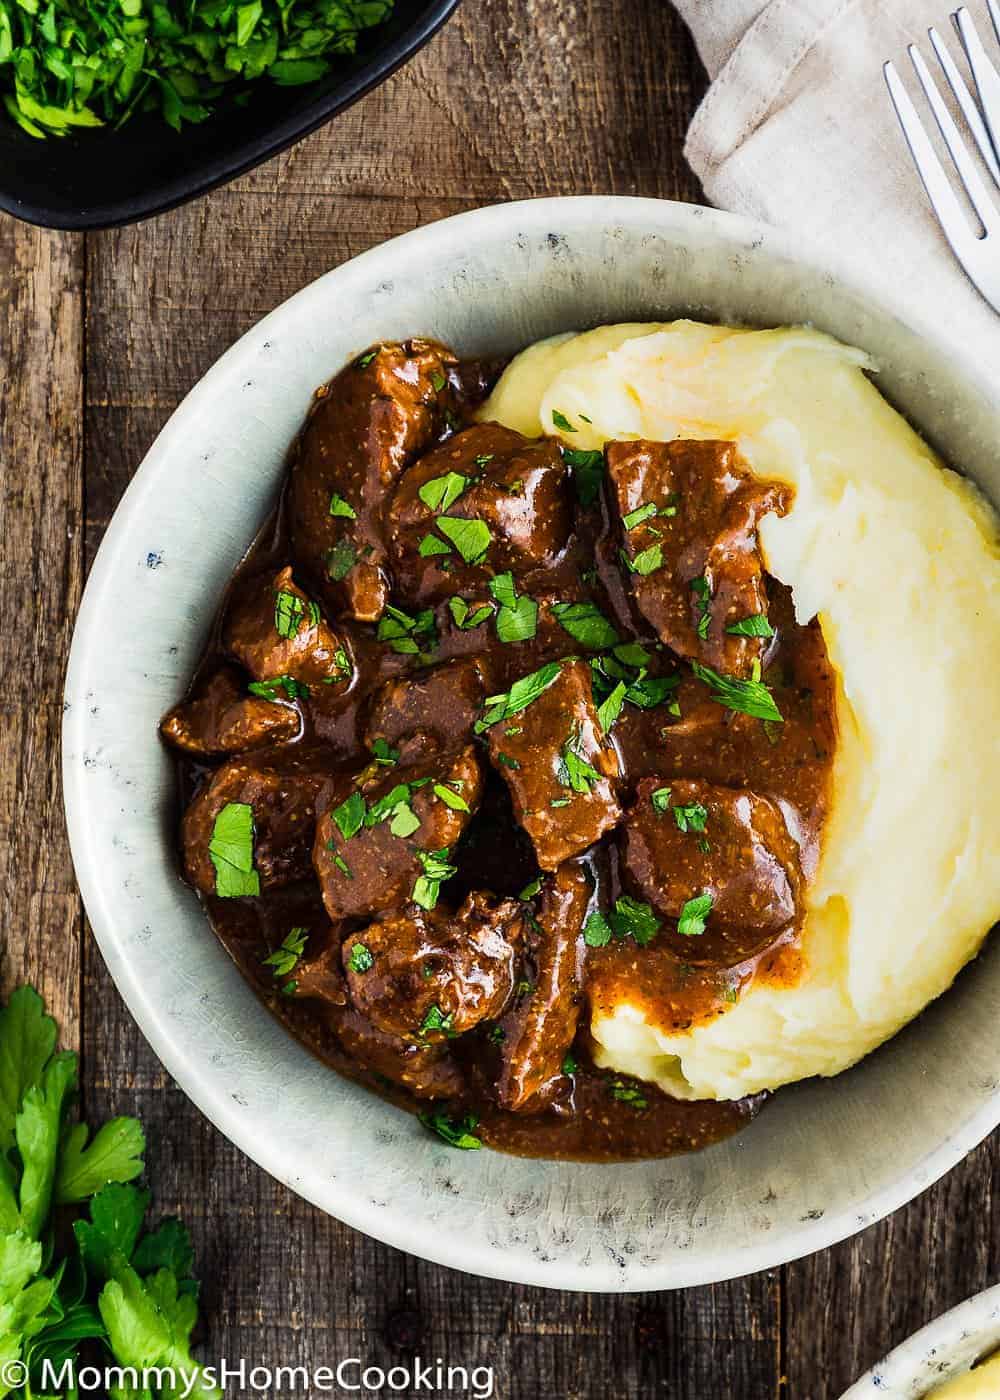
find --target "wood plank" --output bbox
[784,1137,999,1398]
[0,218,83,1044]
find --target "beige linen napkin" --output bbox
[672,0,1000,380]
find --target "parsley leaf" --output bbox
[248,674,309,702]
[370,738,399,766]
[274,588,308,638]
[377,604,437,660]
[412,848,457,910]
[326,538,357,581]
[726,613,775,638]
[556,727,602,794]
[390,802,421,838]
[551,409,577,433]
[609,1079,648,1110]
[435,516,492,565]
[476,661,563,732]
[419,472,470,512]
[419,1005,455,1037]
[678,891,713,937]
[561,1052,578,1076]
[691,660,783,723]
[262,926,308,980]
[561,447,604,506]
[419,533,453,557]
[433,783,470,812]
[419,1112,482,1150]
[449,597,493,630]
[328,492,356,519]
[596,680,627,733]
[583,910,612,947]
[348,943,374,974]
[621,544,664,576]
[56,1118,146,1206]
[489,573,538,643]
[623,501,658,531]
[331,791,366,841]
[208,803,260,898]
[609,896,661,946]
[690,575,712,640]
[673,802,708,834]
[551,600,620,650]
[651,786,672,812]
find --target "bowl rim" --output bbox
[0,0,460,232]
[62,195,1000,1290]
[839,1282,1000,1398]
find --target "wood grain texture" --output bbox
[0,0,995,1394]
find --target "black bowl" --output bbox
[0,0,459,231]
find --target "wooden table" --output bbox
[1,2,995,1395]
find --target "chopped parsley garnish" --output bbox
[333,854,352,878]
[209,802,260,898]
[690,575,712,641]
[561,1052,578,1076]
[691,659,783,723]
[328,492,356,519]
[583,897,660,947]
[488,1023,506,1045]
[551,409,576,433]
[496,752,520,769]
[591,653,680,719]
[609,1079,648,1110]
[621,543,664,577]
[331,646,352,681]
[347,942,374,974]
[326,539,357,581]
[433,782,470,812]
[726,613,775,638]
[357,349,379,369]
[673,801,708,834]
[435,515,492,565]
[262,926,308,980]
[274,588,316,638]
[623,501,658,531]
[561,447,604,507]
[614,641,652,667]
[551,600,620,650]
[412,847,457,910]
[583,910,612,947]
[449,596,493,630]
[474,453,494,468]
[651,787,672,812]
[678,890,713,937]
[419,1004,455,1037]
[596,680,627,734]
[248,674,309,702]
[489,572,538,643]
[419,471,470,513]
[331,791,366,841]
[430,370,448,393]
[389,802,421,838]
[419,1111,482,1150]
[519,878,542,900]
[476,660,563,732]
[364,782,412,827]
[377,604,437,660]
[557,727,602,794]
[550,797,571,808]
[370,738,399,766]
[418,533,452,557]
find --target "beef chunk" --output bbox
[621,777,802,963]
[485,659,621,869]
[343,892,525,1043]
[606,439,790,676]
[182,751,331,897]
[314,746,482,921]
[387,423,571,606]
[289,340,457,622]
[160,667,299,757]
[497,862,589,1111]
[223,566,352,693]
[364,657,488,759]
[292,946,462,1099]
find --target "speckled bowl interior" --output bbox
[63,197,1000,1291]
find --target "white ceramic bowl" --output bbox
[841,1284,1000,1398]
[63,197,1000,1291]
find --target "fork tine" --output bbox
[929,25,1000,184]
[884,60,981,258]
[909,44,998,230]
[954,7,1000,166]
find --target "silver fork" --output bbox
[885,5,1000,313]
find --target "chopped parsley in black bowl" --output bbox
[0,0,459,229]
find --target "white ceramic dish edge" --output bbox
[841,1283,1000,1398]
[62,197,1000,1292]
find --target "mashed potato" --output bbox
[927,1354,1000,1399]
[482,322,1000,1101]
